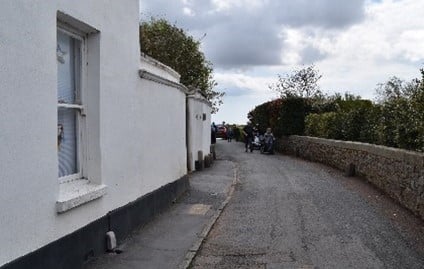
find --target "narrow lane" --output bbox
[192,140,424,268]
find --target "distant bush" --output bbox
[306,98,378,142]
[247,99,283,135]
[247,98,307,137]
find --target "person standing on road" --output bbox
[263,127,275,153]
[211,122,217,144]
[227,126,234,142]
[242,122,254,152]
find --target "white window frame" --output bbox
[56,14,106,214]
[57,24,88,184]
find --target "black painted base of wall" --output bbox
[1,176,189,269]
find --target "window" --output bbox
[57,27,85,183]
[55,16,106,213]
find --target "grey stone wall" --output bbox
[277,136,424,220]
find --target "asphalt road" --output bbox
[192,139,424,269]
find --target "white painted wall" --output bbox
[187,91,212,171]
[0,0,187,265]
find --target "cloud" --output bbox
[204,18,282,67]
[225,87,253,97]
[300,46,328,64]
[279,27,331,65]
[214,72,274,97]
[270,0,424,96]
[139,0,366,68]
[270,0,365,28]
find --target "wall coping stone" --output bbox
[290,135,424,167]
[139,69,188,95]
[140,53,180,82]
[187,90,212,107]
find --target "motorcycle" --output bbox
[251,134,262,151]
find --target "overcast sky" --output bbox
[139,0,424,124]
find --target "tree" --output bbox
[140,18,224,113]
[270,65,323,101]
[375,74,424,151]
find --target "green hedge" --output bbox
[248,73,423,152]
[304,96,423,151]
[248,98,305,137]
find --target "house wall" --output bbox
[187,92,212,171]
[0,0,188,267]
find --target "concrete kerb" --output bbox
[178,162,240,269]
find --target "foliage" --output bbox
[140,18,224,113]
[305,112,338,138]
[232,126,243,142]
[305,98,378,143]
[248,98,306,137]
[251,68,424,152]
[270,64,323,102]
[279,98,307,136]
[247,99,283,135]
[304,72,423,151]
[374,75,424,151]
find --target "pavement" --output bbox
[83,141,237,269]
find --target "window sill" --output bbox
[56,179,107,213]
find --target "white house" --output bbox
[0,1,211,268]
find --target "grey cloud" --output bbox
[140,0,223,30]
[204,16,282,68]
[140,0,365,68]
[300,46,328,64]
[271,0,365,28]
[225,87,253,97]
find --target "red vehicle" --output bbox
[216,125,227,139]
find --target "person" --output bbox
[242,122,254,152]
[227,126,234,142]
[263,127,275,153]
[211,122,217,144]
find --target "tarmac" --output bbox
[83,144,236,269]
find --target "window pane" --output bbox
[57,29,82,180]
[57,30,80,104]
[58,108,78,177]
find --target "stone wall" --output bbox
[277,136,424,220]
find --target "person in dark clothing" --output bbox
[211,122,217,144]
[227,127,234,142]
[242,122,254,152]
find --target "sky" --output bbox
[139,0,424,124]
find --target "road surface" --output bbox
[192,139,424,269]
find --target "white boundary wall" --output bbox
[187,91,212,171]
[0,0,188,265]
